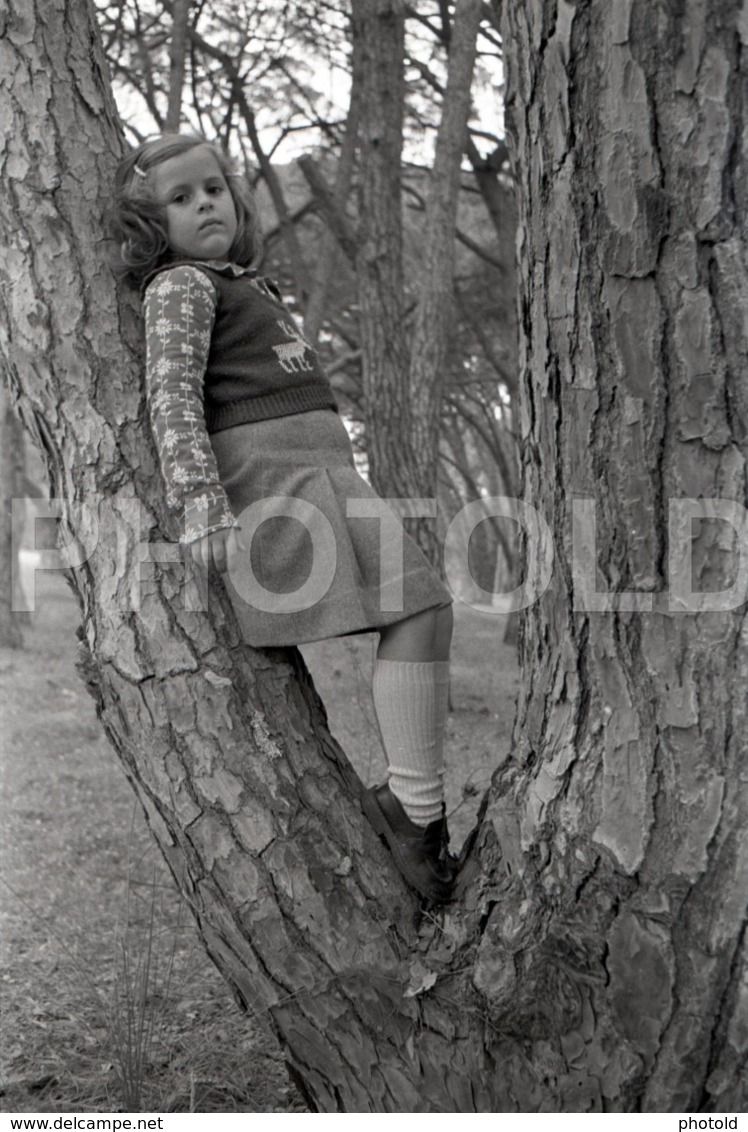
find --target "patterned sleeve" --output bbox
[144,266,239,544]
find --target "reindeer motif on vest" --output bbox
[272,320,314,374]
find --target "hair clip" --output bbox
[133,163,147,178]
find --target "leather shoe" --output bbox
[362,783,456,905]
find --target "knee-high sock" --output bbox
[371,658,450,827]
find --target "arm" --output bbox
[144,265,240,545]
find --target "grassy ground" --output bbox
[0,571,518,1114]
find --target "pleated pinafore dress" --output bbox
[212,408,452,647]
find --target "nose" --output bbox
[196,190,213,211]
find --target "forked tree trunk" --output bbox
[0,0,745,1113]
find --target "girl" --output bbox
[111,133,456,904]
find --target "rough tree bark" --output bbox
[1,0,746,1113]
[351,0,410,496]
[480,0,747,1109]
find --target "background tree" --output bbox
[2,0,745,1114]
[351,0,483,564]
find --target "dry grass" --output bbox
[1,806,302,1114]
[1,571,517,1114]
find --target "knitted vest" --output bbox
[148,261,337,433]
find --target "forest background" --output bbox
[1,0,746,1117]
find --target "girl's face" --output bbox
[152,146,238,262]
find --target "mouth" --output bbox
[199,219,224,232]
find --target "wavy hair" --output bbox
[109,134,261,290]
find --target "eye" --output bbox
[207,184,225,195]
[170,192,188,204]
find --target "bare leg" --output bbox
[377,605,453,663]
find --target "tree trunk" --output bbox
[406,0,483,565]
[477,0,747,1109]
[164,0,191,132]
[352,0,484,566]
[1,0,745,1114]
[351,0,411,499]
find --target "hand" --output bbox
[189,526,242,574]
